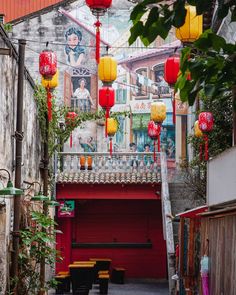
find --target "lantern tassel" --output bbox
[95,19,101,64]
[109,138,112,156]
[204,134,209,161]
[153,141,156,162]
[47,88,52,122]
[157,133,160,152]
[70,132,73,149]
[172,96,176,125]
[105,108,110,138]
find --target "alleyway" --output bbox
[49,279,169,295]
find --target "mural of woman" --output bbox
[65,27,85,67]
[73,78,94,112]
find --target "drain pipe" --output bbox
[11,39,26,294]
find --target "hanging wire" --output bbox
[9,36,181,50]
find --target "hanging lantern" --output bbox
[99,86,115,136]
[194,120,203,138]
[164,55,180,86]
[198,112,214,161]
[66,112,78,149]
[194,120,204,161]
[147,121,161,161]
[107,118,117,156]
[164,56,180,124]
[85,1,112,63]
[41,70,59,122]
[176,5,203,43]
[39,49,57,79]
[98,55,117,84]
[150,101,166,124]
[41,69,59,89]
[85,0,112,16]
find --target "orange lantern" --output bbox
[176,5,203,43]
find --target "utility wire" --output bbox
[9,36,181,50]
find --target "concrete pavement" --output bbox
[49,279,169,295]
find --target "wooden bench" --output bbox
[89,258,112,283]
[111,267,126,284]
[99,273,110,295]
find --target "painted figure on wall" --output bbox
[79,136,96,152]
[65,27,85,67]
[72,78,94,112]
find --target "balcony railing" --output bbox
[56,152,161,174]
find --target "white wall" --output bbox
[207,146,236,206]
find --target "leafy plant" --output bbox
[175,30,236,107]
[129,1,236,46]
[14,211,62,295]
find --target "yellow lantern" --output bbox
[176,5,203,43]
[107,118,118,137]
[150,101,166,124]
[107,118,118,156]
[194,120,203,138]
[98,55,117,83]
[41,69,59,89]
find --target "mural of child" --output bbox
[73,78,94,112]
[65,27,85,67]
[79,136,96,152]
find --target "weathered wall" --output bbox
[0,27,41,294]
[11,5,105,153]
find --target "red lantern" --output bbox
[148,121,161,160]
[99,86,115,137]
[85,0,112,15]
[39,49,57,79]
[198,112,214,161]
[164,56,180,124]
[85,0,112,63]
[164,55,180,86]
[66,112,78,148]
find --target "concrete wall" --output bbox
[0,27,41,294]
[207,146,236,206]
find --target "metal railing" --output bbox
[56,152,161,174]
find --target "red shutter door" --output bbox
[71,200,167,279]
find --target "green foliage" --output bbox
[15,211,61,295]
[34,84,130,156]
[3,23,12,33]
[129,1,236,46]
[176,30,236,107]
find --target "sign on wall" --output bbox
[58,200,75,218]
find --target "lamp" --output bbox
[0,169,23,196]
[23,181,49,201]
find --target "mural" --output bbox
[63,26,98,152]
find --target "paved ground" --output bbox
[49,279,169,295]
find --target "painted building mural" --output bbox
[11,3,176,158]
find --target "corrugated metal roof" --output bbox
[0,0,71,22]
